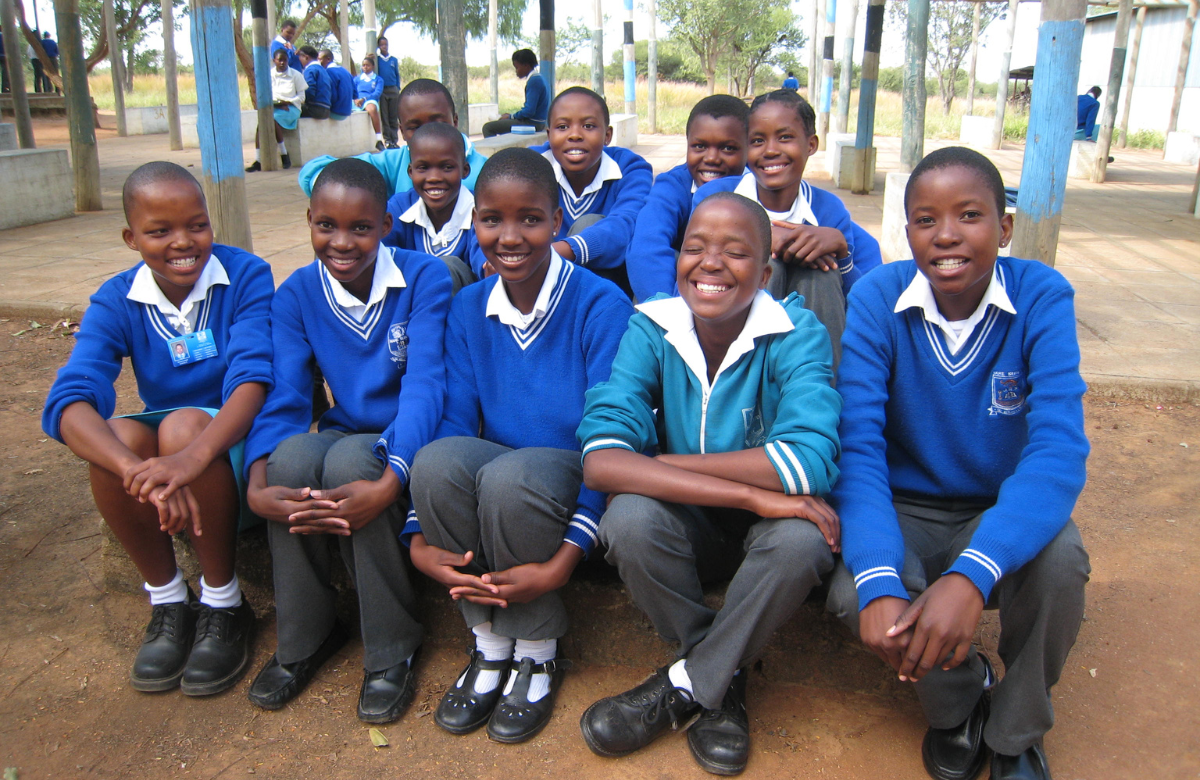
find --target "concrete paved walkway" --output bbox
[1,129,1197,401]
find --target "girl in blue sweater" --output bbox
[577,192,842,775]
[827,147,1090,780]
[353,55,385,150]
[405,148,633,744]
[42,162,273,696]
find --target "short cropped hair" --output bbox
[749,89,816,138]
[311,157,390,215]
[298,45,319,59]
[905,145,1007,216]
[318,49,334,61]
[550,86,609,127]
[410,121,466,160]
[692,191,771,263]
[475,148,559,210]
[512,48,538,68]
[122,161,205,222]
[279,19,297,30]
[686,94,751,135]
[1088,86,1102,98]
[399,78,457,114]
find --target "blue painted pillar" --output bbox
[540,0,555,97]
[1012,0,1087,266]
[623,0,635,115]
[849,0,884,193]
[190,0,253,250]
[250,0,279,171]
[816,0,836,148]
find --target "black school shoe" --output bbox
[130,588,198,692]
[687,671,750,775]
[280,153,292,170]
[180,598,256,696]
[247,619,350,710]
[991,741,1052,780]
[580,666,700,757]
[244,160,261,173]
[487,656,567,743]
[357,649,420,724]
[435,649,513,735]
[921,654,996,780]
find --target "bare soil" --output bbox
[0,322,1197,779]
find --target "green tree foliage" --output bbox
[606,39,705,83]
[374,0,527,44]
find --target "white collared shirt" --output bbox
[399,189,475,251]
[894,265,1016,355]
[320,244,407,322]
[542,149,623,199]
[486,251,565,330]
[732,171,819,227]
[126,256,230,334]
[636,290,795,392]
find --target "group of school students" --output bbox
[42,75,1090,780]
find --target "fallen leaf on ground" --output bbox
[369,728,389,748]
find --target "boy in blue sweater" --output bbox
[384,121,480,293]
[577,192,842,775]
[531,86,652,297]
[42,162,272,696]
[297,45,332,119]
[375,36,401,147]
[244,159,452,724]
[319,49,355,120]
[628,94,750,302]
[405,148,633,743]
[826,147,1090,780]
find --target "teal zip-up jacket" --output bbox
[577,291,842,495]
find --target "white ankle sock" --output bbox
[668,658,695,696]
[254,149,262,162]
[375,132,383,141]
[504,638,557,703]
[145,569,187,606]
[278,141,288,155]
[466,622,514,694]
[199,574,242,609]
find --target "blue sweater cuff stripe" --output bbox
[946,554,1000,600]
[571,512,599,533]
[568,236,588,266]
[957,548,1003,581]
[855,575,910,612]
[853,565,899,586]
[582,438,635,456]
[563,527,597,557]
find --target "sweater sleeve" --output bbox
[832,281,911,611]
[513,75,547,122]
[578,312,663,459]
[627,166,691,302]
[373,255,452,485]
[220,253,275,402]
[945,286,1089,600]
[840,222,883,295]
[288,70,306,108]
[563,150,653,271]
[433,294,483,440]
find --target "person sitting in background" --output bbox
[782,71,800,91]
[482,49,549,137]
[297,45,332,120]
[1075,87,1101,141]
[355,55,386,151]
[246,47,307,172]
[319,49,355,121]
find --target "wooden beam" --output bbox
[808,0,820,99]
[0,0,34,148]
[1167,0,1197,134]
[438,0,468,134]
[991,0,1019,148]
[648,0,657,131]
[965,1,981,116]
[102,0,126,136]
[817,0,836,147]
[900,0,929,172]
[250,0,278,171]
[836,0,860,134]
[53,0,101,210]
[1092,0,1132,182]
[163,0,182,150]
[539,0,555,95]
[1116,4,1145,147]
[851,0,885,194]
[623,0,635,115]
[488,0,498,105]
[591,0,603,95]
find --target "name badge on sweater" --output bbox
[168,329,219,366]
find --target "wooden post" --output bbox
[817,0,836,148]
[102,0,126,136]
[836,0,859,135]
[965,1,980,116]
[622,0,634,115]
[540,0,555,95]
[438,0,468,134]
[1092,0,1132,183]
[53,0,101,210]
[1167,0,1198,134]
[363,0,376,56]
[190,0,253,249]
[808,0,820,98]
[488,0,498,105]
[163,0,182,150]
[648,0,657,131]
[1192,157,1200,216]
[1117,4,1145,148]
[0,0,34,147]
[338,0,350,68]
[1012,0,1087,267]
[900,0,928,172]
[251,0,278,170]
[591,0,604,95]
[991,0,1019,148]
[851,0,884,194]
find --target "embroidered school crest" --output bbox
[989,370,1025,416]
[742,406,766,448]
[387,322,409,368]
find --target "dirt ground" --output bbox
[0,322,1197,780]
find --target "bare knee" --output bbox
[106,417,159,459]
[157,408,213,454]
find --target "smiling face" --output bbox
[677,198,771,337]
[399,92,457,142]
[473,176,563,308]
[686,114,748,189]
[905,164,1013,322]
[308,183,393,302]
[547,92,612,194]
[747,101,818,211]
[408,134,466,218]
[122,181,214,309]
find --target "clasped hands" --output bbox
[771,221,847,272]
[248,476,399,536]
[408,534,572,609]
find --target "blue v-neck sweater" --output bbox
[833,257,1089,610]
[383,189,485,272]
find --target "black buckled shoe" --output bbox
[357,649,419,724]
[247,619,350,710]
[130,589,198,692]
[991,742,1052,780]
[435,649,512,735]
[921,654,996,780]
[486,656,567,744]
[280,153,292,169]
[580,666,700,757]
[687,671,750,775]
[180,598,256,696]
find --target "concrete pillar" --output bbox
[1117,5,1145,148]
[540,0,555,96]
[900,0,929,172]
[1168,0,1198,134]
[1092,0,1132,183]
[102,0,127,136]
[991,0,1020,149]
[817,0,836,148]
[488,0,498,105]
[648,0,657,131]
[250,0,278,170]
[163,0,183,150]
[622,0,634,115]
[835,0,859,135]
[53,0,101,210]
[0,0,34,148]
[591,0,604,95]
[850,0,884,194]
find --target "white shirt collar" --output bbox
[894,263,1016,355]
[732,171,819,227]
[126,256,229,334]
[320,244,407,321]
[527,66,540,79]
[636,290,794,391]
[399,188,475,248]
[542,149,623,198]
[485,251,565,329]
[273,35,290,46]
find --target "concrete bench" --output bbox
[0,122,16,151]
[1068,140,1099,180]
[1163,131,1200,166]
[610,112,638,148]
[959,115,995,149]
[474,130,548,158]
[824,133,855,177]
[182,108,257,149]
[279,112,375,166]
[2,95,101,128]
[468,103,499,136]
[0,148,75,230]
[124,103,198,136]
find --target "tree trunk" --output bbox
[125,42,135,91]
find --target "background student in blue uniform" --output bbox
[269,19,302,72]
[826,147,1090,780]
[482,48,550,136]
[529,86,652,297]
[42,161,273,697]
[375,35,402,147]
[628,94,750,302]
[296,45,332,119]
[354,55,386,150]
[577,193,842,775]
[318,49,355,120]
[246,47,307,172]
[404,148,633,744]
[243,159,452,724]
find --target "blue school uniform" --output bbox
[270,37,302,72]
[513,68,550,125]
[355,70,383,105]
[301,61,332,110]
[244,245,452,484]
[384,188,483,270]
[325,64,355,118]
[297,135,488,198]
[43,245,275,442]
[401,255,634,555]
[376,52,400,88]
